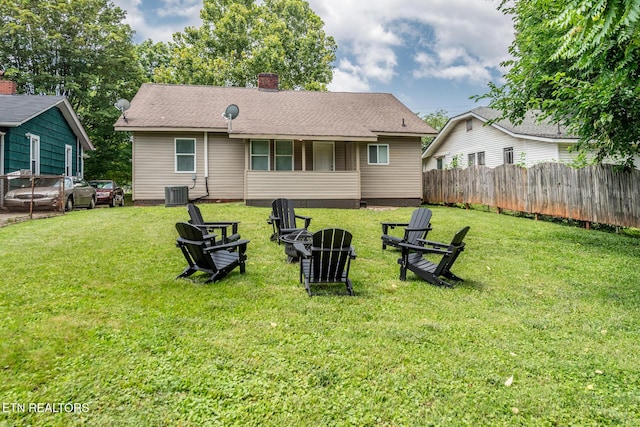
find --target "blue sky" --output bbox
[112,0,514,116]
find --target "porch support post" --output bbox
[301,141,306,171]
[356,142,360,171]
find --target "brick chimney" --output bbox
[257,73,279,91]
[0,70,17,95]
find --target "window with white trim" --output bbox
[274,140,293,171]
[477,151,486,166]
[504,147,514,164]
[368,144,389,165]
[251,140,270,170]
[175,138,196,173]
[468,153,476,167]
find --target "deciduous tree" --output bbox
[480,0,640,169]
[0,0,142,183]
[154,0,336,90]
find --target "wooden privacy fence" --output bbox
[423,163,640,228]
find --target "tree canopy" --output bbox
[421,109,449,151]
[154,0,337,90]
[480,0,640,169]
[0,0,143,183]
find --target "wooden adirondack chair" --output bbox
[398,226,470,287]
[381,207,433,250]
[267,198,312,243]
[175,222,249,283]
[187,203,240,244]
[294,228,356,296]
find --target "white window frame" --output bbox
[367,144,389,165]
[274,140,294,171]
[65,144,73,176]
[468,152,476,167]
[0,132,5,175]
[30,134,41,175]
[504,147,514,165]
[250,140,270,171]
[477,151,486,166]
[466,119,473,131]
[175,138,196,173]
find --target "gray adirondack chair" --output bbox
[398,226,470,287]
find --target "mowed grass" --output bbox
[0,203,639,426]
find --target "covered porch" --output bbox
[243,139,363,208]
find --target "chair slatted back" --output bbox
[272,198,298,230]
[187,203,206,227]
[175,222,218,272]
[434,226,470,276]
[405,208,433,245]
[311,228,353,282]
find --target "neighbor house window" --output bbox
[368,144,389,165]
[468,153,476,167]
[274,140,293,171]
[436,158,443,170]
[251,140,270,170]
[504,147,514,164]
[466,119,473,131]
[477,151,486,166]
[175,138,196,173]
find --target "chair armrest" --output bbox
[404,225,432,232]
[295,214,312,229]
[293,242,311,258]
[204,239,250,253]
[267,215,280,225]
[381,222,409,233]
[399,241,450,256]
[417,238,448,249]
[349,246,357,259]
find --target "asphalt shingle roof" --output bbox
[470,106,575,139]
[114,83,436,139]
[0,95,66,126]
[0,94,93,150]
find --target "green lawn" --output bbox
[1,203,639,426]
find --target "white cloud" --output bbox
[308,0,513,91]
[113,0,513,95]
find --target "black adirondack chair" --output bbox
[398,226,470,287]
[295,228,356,296]
[175,222,249,283]
[267,198,312,243]
[381,207,433,250]
[187,203,240,244]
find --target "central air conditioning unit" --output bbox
[165,185,189,207]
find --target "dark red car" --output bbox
[88,180,125,207]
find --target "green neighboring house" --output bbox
[0,80,94,177]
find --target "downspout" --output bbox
[190,132,210,202]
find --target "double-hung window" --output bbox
[503,147,514,164]
[175,138,196,173]
[251,140,270,170]
[274,140,293,171]
[477,151,486,166]
[368,144,389,165]
[468,153,476,167]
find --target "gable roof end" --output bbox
[0,95,94,150]
[423,106,578,159]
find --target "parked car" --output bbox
[3,176,96,211]
[88,180,125,207]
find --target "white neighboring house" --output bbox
[422,106,579,170]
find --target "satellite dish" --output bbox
[115,98,130,112]
[224,104,239,120]
[222,104,239,131]
[115,98,130,123]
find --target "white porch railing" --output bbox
[245,171,361,200]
